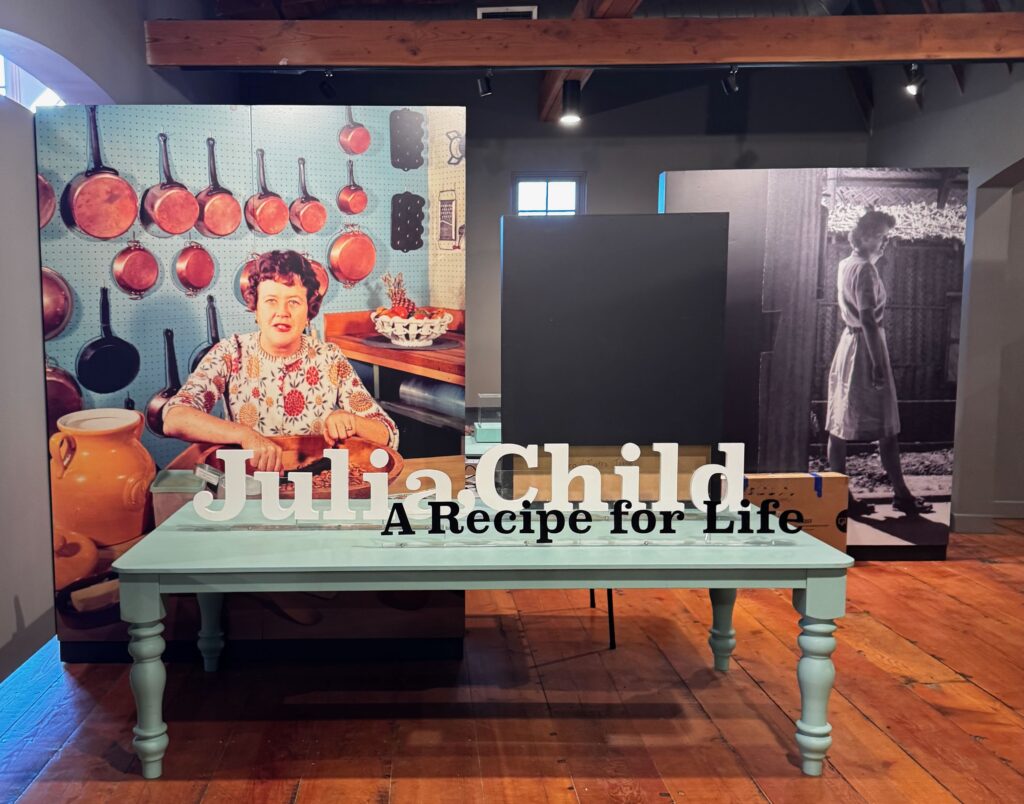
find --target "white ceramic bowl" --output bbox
[371,311,453,348]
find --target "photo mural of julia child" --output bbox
[36,104,467,655]
[660,167,967,557]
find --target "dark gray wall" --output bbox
[868,63,1024,528]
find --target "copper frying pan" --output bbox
[41,266,73,340]
[338,105,371,155]
[38,175,56,229]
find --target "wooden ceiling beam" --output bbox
[145,14,1024,69]
[918,0,966,93]
[538,0,643,123]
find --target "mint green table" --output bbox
[114,501,853,780]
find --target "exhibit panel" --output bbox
[34,104,467,655]
[661,167,967,556]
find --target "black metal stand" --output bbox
[587,588,616,649]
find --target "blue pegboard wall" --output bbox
[36,104,441,467]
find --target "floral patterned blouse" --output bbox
[165,332,399,448]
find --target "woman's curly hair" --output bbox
[243,250,322,318]
[849,209,897,254]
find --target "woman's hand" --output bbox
[324,410,358,446]
[870,363,887,389]
[238,429,284,473]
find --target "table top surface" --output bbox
[114,500,854,575]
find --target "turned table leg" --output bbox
[708,588,737,672]
[794,616,837,776]
[127,618,169,779]
[196,592,225,672]
[792,573,846,777]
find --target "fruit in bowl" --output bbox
[371,273,453,347]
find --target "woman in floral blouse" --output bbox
[163,250,398,472]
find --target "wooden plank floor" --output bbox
[3,522,1024,803]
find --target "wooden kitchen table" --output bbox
[113,503,853,780]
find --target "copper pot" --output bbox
[175,241,215,297]
[245,148,288,235]
[328,226,376,288]
[237,253,259,308]
[41,266,73,340]
[60,106,138,240]
[45,358,83,437]
[336,160,367,215]
[195,137,241,238]
[146,329,182,436]
[308,256,329,301]
[141,133,199,238]
[112,238,159,300]
[338,105,371,155]
[289,158,327,234]
[38,174,56,229]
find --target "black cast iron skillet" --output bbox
[76,287,140,394]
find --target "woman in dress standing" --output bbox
[826,210,933,517]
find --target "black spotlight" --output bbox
[560,79,581,126]
[721,65,740,95]
[477,69,494,98]
[319,69,336,99]
[905,63,926,97]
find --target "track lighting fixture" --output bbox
[905,63,926,97]
[721,65,740,96]
[559,79,581,126]
[477,69,494,98]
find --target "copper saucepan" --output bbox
[38,174,56,229]
[289,158,327,234]
[337,160,367,215]
[60,106,138,240]
[41,266,73,340]
[339,105,371,155]
[245,148,288,235]
[175,241,215,297]
[112,238,159,300]
[141,133,199,238]
[195,137,241,238]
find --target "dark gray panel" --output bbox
[501,213,728,447]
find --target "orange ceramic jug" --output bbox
[49,409,156,547]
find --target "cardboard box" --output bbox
[742,472,848,552]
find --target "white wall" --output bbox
[0,0,236,104]
[868,63,1024,529]
[0,98,55,681]
[0,0,238,679]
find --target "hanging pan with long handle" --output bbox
[189,295,222,372]
[147,329,182,436]
[338,105,371,155]
[75,287,140,394]
[195,137,241,238]
[245,148,288,235]
[61,106,138,240]
[141,133,199,237]
[289,158,327,234]
[336,160,367,215]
